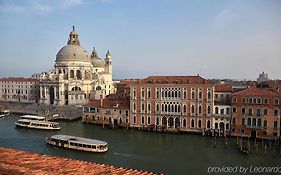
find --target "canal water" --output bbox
[0,115,280,175]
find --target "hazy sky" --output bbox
[0,0,280,80]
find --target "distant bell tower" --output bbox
[105,50,112,74]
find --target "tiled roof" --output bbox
[0,77,38,82]
[85,98,130,109]
[215,84,232,92]
[232,87,278,96]
[0,147,162,175]
[141,75,209,84]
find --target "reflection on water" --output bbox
[0,115,280,175]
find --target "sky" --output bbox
[0,0,280,80]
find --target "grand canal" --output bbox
[0,115,280,175]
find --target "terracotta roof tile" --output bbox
[0,147,162,175]
[233,87,278,96]
[215,84,232,92]
[0,77,38,82]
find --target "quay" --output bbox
[0,101,82,121]
[0,147,161,175]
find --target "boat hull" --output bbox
[15,123,60,130]
[45,138,108,153]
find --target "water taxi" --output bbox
[15,119,60,130]
[45,134,108,152]
[20,115,46,121]
[0,110,11,118]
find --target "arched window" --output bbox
[133,103,136,111]
[252,118,256,126]
[191,105,195,114]
[76,70,82,79]
[215,107,219,114]
[133,116,136,124]
[198,91,202,99]
[171,105,174,112]
[198,105,202,114]
[183,119,186,127]
[70,70,74,78]
[226,107,230,114]
[192,91,195,99]
[198,120,202,128]
[208,92,211,99]
[96,86,101,90]
[207,120,211,129]
[156,104,159,112]
[257,118,261,127]
[183,105,186,113]
[161,104,164,112]
[247,118,251,126]
[183,91,187,99]
[207,106,211,114]
[242,118,245,125]
[162,117,167,126]
[178,105,180,112]
[156,117,159,125]
[147,117,151,125]
[191,119,194,128]
[263,120,267,128]
[141,116,144,124]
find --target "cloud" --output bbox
[0,2,25,14]
[0,0,84,14]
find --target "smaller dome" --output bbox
[92,57,105,67]
[91,47,105,67]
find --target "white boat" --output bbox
[0,110,11,118]
[45,134,108,152]
[20,115,46,121]
[15,119,60,130]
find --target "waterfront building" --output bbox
[82,93,130,127]
[231,87,280,139]
[0,77,39,103]
[37,26,115,106]
[129,75,214,132]
[212,84,233,134]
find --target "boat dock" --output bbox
[0,147,161,175]
[0,102,82,121]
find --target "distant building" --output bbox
[257,71,270,88]
[82,84,130,127]
[231,87,280,139]
[37,26,115,106]
[0,77,39,103]
[213,84,233,134]
[129,76,214,133]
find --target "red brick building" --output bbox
[231,87,280,139]
[130,75,214,133]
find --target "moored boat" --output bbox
[20,115,46,121]
[0,110,11,118]
[15,119,60,130]
[45,134,108,152]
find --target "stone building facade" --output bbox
[36,26,114,106]
[129,76,214,132]
[0,78,39,103]
[231,87,280,139]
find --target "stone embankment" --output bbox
[0,102,82,121]
[0,147,161,175]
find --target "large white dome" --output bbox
[55,45,91,63]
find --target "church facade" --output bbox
[37,26,114,106]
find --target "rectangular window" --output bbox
[232,97,237,103]
[274,109,279,116]
[263,98,268,104]
[242,97,246,103]
[248,108,252,116]
[264,109,268,116]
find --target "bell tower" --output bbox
[67,26,80,45]
[105,50,112,74]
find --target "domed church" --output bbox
[38,26,114,105]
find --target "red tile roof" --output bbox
[215,84,232,92]
[0,147,162,175]
[233,87,278,96]
[141,75,209,84]
[0,77,38,82]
